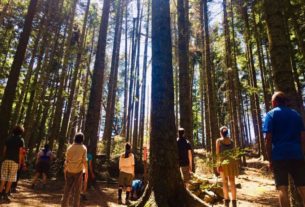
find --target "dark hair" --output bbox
[74,133,84,144]
[43,144,50,154]
[178,127,185,137]
[125,143,131,158]
[272,91,287,106]
[12,125,24,136]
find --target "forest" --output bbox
[0,0,305,206]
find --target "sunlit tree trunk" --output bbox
[0,0,39,151]
[263,0,303,205]
[58,0,91,157]
[103,0,124,161]
[84,0,111,158]
[178,0,193,143]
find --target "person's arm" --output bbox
[215,139,221,173]
[2,146,6,158]
[265,133,272,169]
[35,152,40,165]
[64,150,68,180]
[188,150,192,173]
[19,148,24,168]
[18,140,25,168]
[119,155,122,171]
[50,152,55,162]
[83,151,88,181]
[132,154,135,177]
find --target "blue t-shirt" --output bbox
[132,179,142,191]
[87,153,93,166]
[263,106,304,160]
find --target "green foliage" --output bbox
[98,135,126,157]
[204,147,247,169]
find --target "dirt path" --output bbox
[0,179,124,207]
[2,159,278,207]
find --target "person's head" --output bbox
[43,144,50,153]
[220,126,229,138]
[12,125,24,136]
[125,143,131,158]
[74,132,84,144]
[178,127,185,138]
[272,91,287,107]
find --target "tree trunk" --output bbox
[237,0,266,159]
[263,0,303,205]
[223,0,240,151]
[133,2,144,154]
[139,0,150,160]
[51,0,78,154]
[103,0,124,161]
[201,0,218,153]
[121,1,129,138]
[0,0,39,151]
[84,0,111,157]
[133,0,209,205]
[178,0,193,143]
[57,0,91,157]
[126,18,137,142]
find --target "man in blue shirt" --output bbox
[263,91,305,207]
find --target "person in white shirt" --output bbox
[118,143,135,205]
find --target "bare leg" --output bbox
[83,177,88,194]
[297,186,305,207]
[277,186,290,207]
[42,173,47,185]
[0,180,6,192]
[4,181,12,193]
[221,172,229,200]
[229,176,236,200]
[32,172,40,185]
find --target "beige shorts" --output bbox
[118,171,133,187]
[1,160,19,182]
[180,166,191,183]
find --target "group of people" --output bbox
[0,91,305,207]
[176,91,305,207]
[177,126,238,207]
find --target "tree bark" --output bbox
[84,0,111,157]
[57,0,91,157]
[178,0,193,143]
[103,0,124,161]
[263,0,303,205]
[0,0,39,151]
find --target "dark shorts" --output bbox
[36,161,50,174]
[118,171,133,187]
[273,159,305,188]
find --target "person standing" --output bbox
[0,125,25,202]
[81,150,95,201]
[177,127,192,187]
[61,133,88,207]
[216,126,239,207]
[118,143,135,205]
[11,146,27,193]
[263,91,305,207]
[31,144,54,189]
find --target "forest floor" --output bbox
[1,156,279,207]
